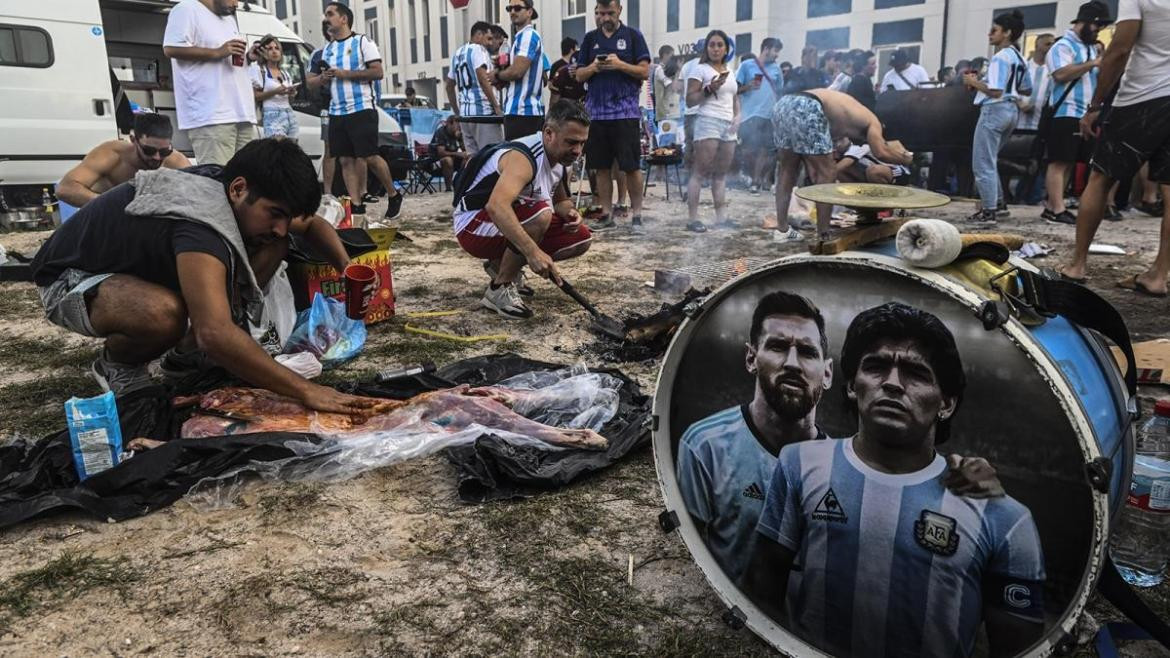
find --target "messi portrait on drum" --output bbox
[740,302,1046,657]
[656,257,1100,658]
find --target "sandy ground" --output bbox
[1,180,1168,657]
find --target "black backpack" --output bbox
[451,141,539,210]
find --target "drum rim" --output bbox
[651,252,1109,658]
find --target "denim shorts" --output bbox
[38,269,113,337]
[692,115,737,142]
[261,107,300,140]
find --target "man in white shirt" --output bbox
[163,0,256,166]
[1060,0,1170,296]
[879,49,931,93]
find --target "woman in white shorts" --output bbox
[684,30,740,233]
[250,35,300,141]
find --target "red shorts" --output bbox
[456,200,592,261]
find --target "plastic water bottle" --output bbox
[1111,399,1170,587]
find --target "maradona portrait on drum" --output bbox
[741,302,1047,657]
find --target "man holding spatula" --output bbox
[452,100,594,320]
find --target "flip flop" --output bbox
[1117,274,1168,298]
[1058,270,1088,284]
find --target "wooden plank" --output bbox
[809,218,910,255]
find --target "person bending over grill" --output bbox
[771,88,913,239]
[452,100,593,320]
[30,139,375,416]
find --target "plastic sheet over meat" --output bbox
[185,365,623,509]
[494,364,622,431]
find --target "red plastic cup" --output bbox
[344,264,377,320]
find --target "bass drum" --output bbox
[652,252,1133,657]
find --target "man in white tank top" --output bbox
[452,100,594,319]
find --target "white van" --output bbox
[0,0,408,208]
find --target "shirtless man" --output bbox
[771,88,913,238]
[57,113,191,215]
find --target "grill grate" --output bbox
[654,257,775,291]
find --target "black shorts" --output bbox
[1045,116,1091,163]
[1091,96,1170,184]
[738,117,775,152]
[503,115,545,141]
[328,109,379,158]
[585,118,642,172]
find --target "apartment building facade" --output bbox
[269,0,1118,106]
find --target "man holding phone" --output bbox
[163,0,257,166]
[736,38,784,195]
[575,0,652,232]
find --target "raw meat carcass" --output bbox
[179,385,608,450]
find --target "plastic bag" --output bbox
[496,364,622,431]
[64,392,124,480]
[283,294,366,368]
[275,352,324,379]
[317,195,346,227]
[249,262,297,355]
[185,365,626,509]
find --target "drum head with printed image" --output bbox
[652,254,1121,657]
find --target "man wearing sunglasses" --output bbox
[490,0,546,140]
[56,113,192,215]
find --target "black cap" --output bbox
[1072,0,1113,25]
[890,48,910,66]
[521,0,539,20]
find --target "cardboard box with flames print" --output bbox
[289,248,395,325]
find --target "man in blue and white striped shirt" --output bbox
[445,22,505,156]
[1042,1,1111,225]
[308,2,403,221]
[744,303,1046,658]
[490,0,546,140]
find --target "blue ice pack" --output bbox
[64,391,124,481]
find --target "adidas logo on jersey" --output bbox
[742,483,765,500]
[811,488,848,523]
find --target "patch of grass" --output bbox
[0,284,41,320]
[257,483,323,522]
[0,334,98,370]
[428,239,460,254]
[0,373,101,438]
[0,552,139,633]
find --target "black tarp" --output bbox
[0,355,650,529]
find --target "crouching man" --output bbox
[452,99,593,319]
[30,139,376,416]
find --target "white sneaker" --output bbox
[773,227,805,243]
[481,283,533,320]
[91,350,154,394]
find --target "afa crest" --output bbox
[914,510,960,556]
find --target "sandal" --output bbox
[1117,274,1168,298]
[686,220,708,233]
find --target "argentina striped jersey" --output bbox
[449,43,494,117]
[1045,29,1099,119]
[323,34,382,116]
[757,438,1046,658]
[505,24,545,117]
[976,45,1031,105]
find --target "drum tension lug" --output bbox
[977,300,1011,330]
[1085,457,1112,494]
[683,298,706,320]
[721,605,747,630]
[1052,631,1077,655]
[651,414,660,432]
[658,510,680,534]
